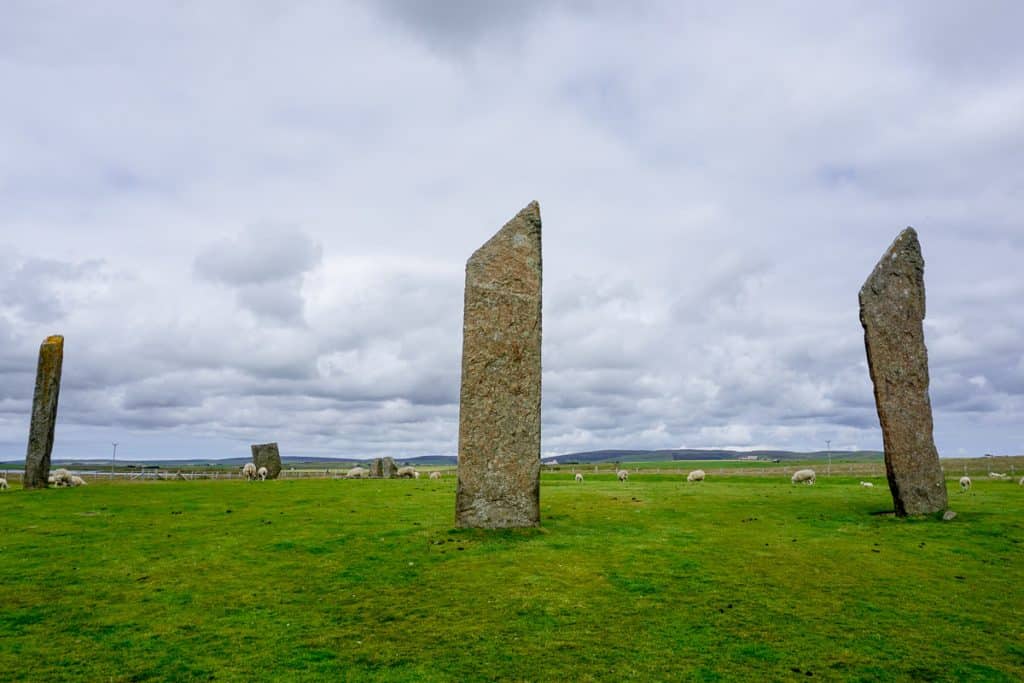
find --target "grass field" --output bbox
[2,473,1022,681]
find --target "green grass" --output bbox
[1,474,1022,681]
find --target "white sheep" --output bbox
[396,466,418,479]
[242,463,258,481]
[0,477,8,490]
[70,475,87,487]
[50,468,73,487]
[345,466,368,479]
[960,476,972,491]
[1019,476,1023,486]
[429,471,442,480]
[859,481,874,488]
[414,471,421,479]
[989,472,1008,480]
[257,466,268,481]
[575,473,584,483]
[617,469,629,482]
[791,469,816,485]
[687,469,706,482]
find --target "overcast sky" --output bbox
[2,1,1022,461]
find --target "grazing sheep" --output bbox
[791,469,816,485]
[345,466,369,479]
[242,463,258,481]
[70,475,87,487]
[429,471,442,480]
[617,469,629,482]
[859,481,874,488]
[257,466,268,481]
[0,477,8,490]
[396,466,418,479]
[687,469,706,482]
[989,472,1008,480]
[960,476,972,491]
[414,471,421,479]
[1019,476,1024,486]
[575,473,584,483]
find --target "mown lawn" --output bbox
[1,474,1022,681]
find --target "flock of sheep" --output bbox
[579,467,1024,491]
[957,473,1023,491]
[3,465,1022,493]
[341,466,443,480]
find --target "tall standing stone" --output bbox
[859,228,948,516]
[24,335,64,489]
[455,201,542,528]
[250,442,282,480]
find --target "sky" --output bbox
[1,1,1022,461]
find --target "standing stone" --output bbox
[455,201,542,528]
[381,456,398,479]
[24,335,64,489]
[859,228,948,516]
[250,442,282,480]
[369,458,383,478]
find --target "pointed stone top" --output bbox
[466,202,542,295]
[518,200,540,221]
[860,227,924,302]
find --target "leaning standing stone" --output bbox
[24,335,64,489]
[859,228,947,516]
[250,442,282,480]
[455,201,542,528]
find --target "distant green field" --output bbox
[1,474,1022,681]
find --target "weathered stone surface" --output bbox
[455,201,542,529]
[24,335,64,489]
[250,442,282,480]
[859,228,947,516]
[367,457,397,478]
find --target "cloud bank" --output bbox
[1,2,1021,460]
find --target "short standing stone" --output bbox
[250,442,282,480]
[24,335,64,489]
[381,456,398,479]
[369,458,383,478]
[859,228,948,516]
[455,201,542,529]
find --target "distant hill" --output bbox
[0,454,458,469]
[0,449,883,470]
[546,449,884,464]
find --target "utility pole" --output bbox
[111,442,118,479]
[826,439,831,477]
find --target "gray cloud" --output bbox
[195,225,322,286]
